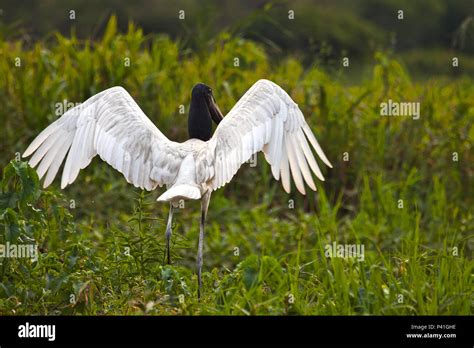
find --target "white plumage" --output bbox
[205,79,332,194]
[23,79,332,200]
[23,79,332,298]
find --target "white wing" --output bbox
[202,79,332,194]
[23,87,185,190]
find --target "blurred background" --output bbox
[0,0,472,315]
[1,0,474,78]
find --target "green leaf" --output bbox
[237,255,259,290]
[102,15,117,45]
[0,192,18,209]
[1,208,21,242]
[2,161,41,207]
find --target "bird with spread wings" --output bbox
[23,79,332,297]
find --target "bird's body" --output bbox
[23,79,332,298]
[157,138,207,203]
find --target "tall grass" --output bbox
[0,17,472,315]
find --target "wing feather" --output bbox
[302,123,333,168]
[297,129,324,181]
[201,79,332,194]
[23,86,185,190]
[290,135,316,191]
[28,131,62,168]
[43,136,74,188]
[36,135,63,179]
[286,135,305,195]
[280,139,291,193]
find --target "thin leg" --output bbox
[165,203,174,265]
[197,190,211,299]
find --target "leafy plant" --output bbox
[0,17,472,315]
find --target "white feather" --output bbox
[205,79,331,195]
[23,86,186,191]
[23,123,59,158]
[280,140,291,193]
[289,135,316,191]
[24,81,331,201]
[286,135,305,195]
[28,131,62,168]
[43,135,73,188]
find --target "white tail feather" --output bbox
[157,184,201,202]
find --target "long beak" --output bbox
[208,95,224,125]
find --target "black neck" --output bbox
[188,95,212,141]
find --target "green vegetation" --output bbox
[2,0,473,77]
[0,17,473,315]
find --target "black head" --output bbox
[188,83,224,141]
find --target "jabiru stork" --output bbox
[23,79,332,298]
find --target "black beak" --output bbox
[207,94,224,125]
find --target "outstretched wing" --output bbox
[23,87,184,190]
[203,79,332,194]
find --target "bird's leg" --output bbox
[165,203,174,265]
[197,190,211,299]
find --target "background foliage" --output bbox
[1,0,474,77]
[0,12,472,315]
